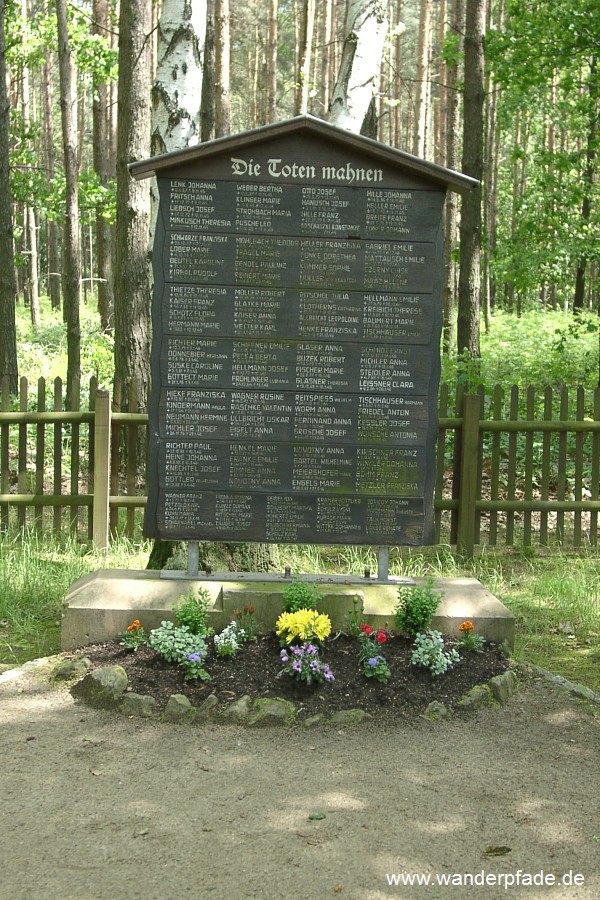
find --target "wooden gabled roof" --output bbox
[129,114,478,194]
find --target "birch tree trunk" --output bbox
[151,0,206,157]
[0,0,18,392]
[56,0,81,405]
[329,0,389,132]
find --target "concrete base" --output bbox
[61,570,515,651]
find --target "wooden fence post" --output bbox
[456,393,481,558]
[93,390,111,549]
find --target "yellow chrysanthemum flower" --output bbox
[275,608,332,644]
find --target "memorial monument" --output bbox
[61,117,516,650]
[130,115,476,554]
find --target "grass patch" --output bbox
[0,531,151,666]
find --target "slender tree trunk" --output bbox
[0,0,18,392]
[457,0,485,361]
[41,23,61,312]
[201,0,216,141]
[294,0,316,115]
[21,0,40,327]
[114,0,152,408]
[573,56,598,313]
[329,0,389,131]
[413,0,432,157]
[56,0,82,405]
[442,0,463,355]
[214,0,231,137]
[92,0,115,334]
[265,0,278,123]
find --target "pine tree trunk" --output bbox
[56,0,81,406]
[294,0,315,115]
[214,0,231,136]
[92,0,115,334]
[114,0,152,410]
[457,0,485,362]
[442,0,463,354]
[201,0,216,141]
[413,0,432,157]
[265,0,278,122]
[0,0,18,392]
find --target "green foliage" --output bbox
[456,621,486,653]
[486,0,600,310]
[411,631,460,676]
[172,588,213,637]
[233,604,258,642]
[118,620,148,651]
[394,578,440,638]
[344,594,365,637]
[147,621,211,681]
[282,579,323,614]
[357,625,391,683]
[441,310,599,394]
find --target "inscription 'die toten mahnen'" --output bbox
[147,140,447,546]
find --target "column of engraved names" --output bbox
[365,189,413,237]
[168,180,228,230]
[235,183,293,232]
[300,186,355,236]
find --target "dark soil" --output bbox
[78,632,510,724]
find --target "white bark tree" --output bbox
[329,0,390,132]
[151,0,206,156]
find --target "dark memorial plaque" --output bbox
[133,117,476,546]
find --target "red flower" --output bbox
[360,623,373,636]
[376,629,387,644]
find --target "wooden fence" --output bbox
[2,376,600,556]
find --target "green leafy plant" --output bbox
[456,620,486,653]
[394,579,440,638]
[282,579,323,614]
[357,622,391,682]
[214,621,245,657]
[279,643,335,685]
[148,620,211,681]
[172,588,213,637]
[411,631,460,676]
[275,608,332,645]
[344,594,365,637]
[119,619,148,651]
[233,604,258,642]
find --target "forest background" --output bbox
[0,0,598,402]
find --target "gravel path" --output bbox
[1,661,599,899]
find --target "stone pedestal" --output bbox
[61,570,515,651]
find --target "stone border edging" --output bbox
[524,663,600,706]
[60,660,523,726]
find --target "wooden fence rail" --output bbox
[2,376,600,556]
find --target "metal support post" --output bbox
[377,547,389,581]
[187,541,200,577]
